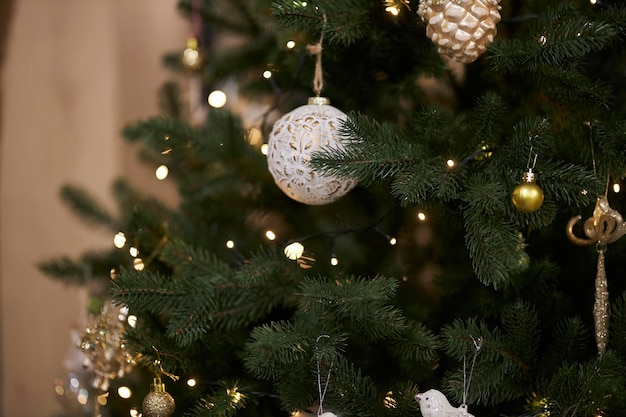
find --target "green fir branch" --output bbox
[323,355,381,417]
[386,320,441,367]
[298,276,406,341]
[122,116,196,155]
[312,113,422,186]
[59,184,116,228]
[271,0,371,46]
[245,321,314,380]
[461,176,528,288]
[38,249,126,285]
[110,268,189,313]
[539,317,588,376]
[540,351,626,416]
[187,381,248,417]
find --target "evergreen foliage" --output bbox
[41,0,626,416]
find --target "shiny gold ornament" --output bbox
[567,195,626,353]
[181,37,203,71]
[417,0,502,63]
[143,377,175,417]
[511,170,544,212]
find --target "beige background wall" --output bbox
[1,1,185,416]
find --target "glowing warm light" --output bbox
[389,237,397,246]
[77,393,88,405]
[155,165,169,180]
[130,408,141,417]
[539,35,547,45]
[97,393,108,406]
[129,247,139,257]
[261,143,269,155]
[208,90,227,108]
[248,128,262,146]
[127,315,138,328]
[330,257,339,266]
[384,391,397,409]
[417,211,427,221]
[114,232,126,248]
[263,70,272,79]
[118,386,132,399]
[590,0,597,4]
[187,378,197,387]
[286,40,296,49]
[265,230,276,241]
[55,385,65,395]
[227,387,244,404]
[226,240,235,249]
[118,306,129,321]
[385,6,400,15]
[284,242,304,260]
[133,258,145,271]
[613,183,621,193]
[183,47,199,63]
[446,159,455,168]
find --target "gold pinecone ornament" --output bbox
[418,0,502,63]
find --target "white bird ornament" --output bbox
[415,389,475,417]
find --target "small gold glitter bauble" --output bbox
[181,38,203,71]
[143,378,175,417]
[418,0,502,63]
[512,171,544,212]
[266,97,357,205]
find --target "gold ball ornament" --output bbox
[418,0,502,63]
[143,377,175,417]
[181,38,203,71]
[267,97,357,205]
[511,170,544,212]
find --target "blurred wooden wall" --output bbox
[1,1,184,415]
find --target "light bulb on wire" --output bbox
[155,165,169,180]
[208,90,227,108]
[114,232,126,248]
[284,242,304,260]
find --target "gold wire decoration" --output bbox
[79,300,136,416]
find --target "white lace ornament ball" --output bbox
[418,0,502,63]
[267,97,357,205]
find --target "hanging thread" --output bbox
[462,336,482,406]
[306,14,328,97]
[191,0,202,38]
[315,334,333,416]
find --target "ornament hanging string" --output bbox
[525,136,539,173]
[462,336,482,407]
[191,0,202,39]
[306,14,328,97]
[315,334,333,416]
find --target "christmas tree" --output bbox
[39,0,626,416]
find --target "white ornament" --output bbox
[267,97,357,205]
[415,389,474,417]
[418,0,502,63]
